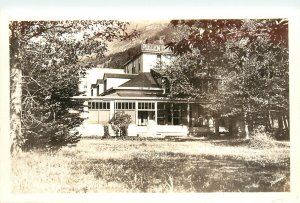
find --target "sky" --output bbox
[0,0,300,10]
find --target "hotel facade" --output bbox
[77,43,217,137]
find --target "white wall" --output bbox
[98,84,104,95]
[124,52,173,74]
[142,53,158,72]
[105,78,131,91]
[138,53,173,73]
[91,87,97,97]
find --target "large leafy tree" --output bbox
[10,20,137,153]
[161,19,288,138]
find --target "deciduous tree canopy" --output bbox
[159,19,288,138]
[10,20,137,152]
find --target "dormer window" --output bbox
[104,79,107,91]
[138,57,141,73]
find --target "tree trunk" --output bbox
[283,114,289,131]
[10,28,23,154]
[265,112,271,132]
[248,112,254,136]
[214,116,220,136]
[228,116,237,137]
[278,113,283,130]
[10,64,22,154]
[244,112,250,139]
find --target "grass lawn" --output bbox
[11,137,290,193]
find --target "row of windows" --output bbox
[116,102,136,110]
[88,102,110,110]
[138,102,155,110]
[88,101,155,110]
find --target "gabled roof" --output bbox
[96,79,104,84]
[90,84,97,88]
[104,73,137,79]
[119,72,160,88]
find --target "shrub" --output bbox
[109,112,132,137]
[103,124,110,138]
[249,126,277,149]
[274,129,289,140]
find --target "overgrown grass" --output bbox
[11,138,290,193]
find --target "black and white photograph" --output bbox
[0,1,300,203]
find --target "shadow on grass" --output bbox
[207,139,251,146]
[75,152,290,192]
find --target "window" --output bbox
[157,103,166,125]
[157,103,185,125]
[138,111,155,126]
[104,80,107,91]
[136,102,156,126]
[138,57,141,72]
[88,101,110,110]
[115,102,136,110]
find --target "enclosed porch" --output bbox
[84,99,219,137]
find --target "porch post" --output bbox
[135,101,138,125]
[155,102,158,124]
[187,102,190,127]
[109,100,115,120]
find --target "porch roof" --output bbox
[73,94,208,104]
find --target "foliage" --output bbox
[103,125,110,138]
[109,111,132,137]
[10,20,137,152]
[248,126,277,149]
[159,19,289,137]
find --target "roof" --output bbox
[96,79,103,84]
[119,72,160,88]
[73,94,209,104]
[90,84,97,88]
[104,73,137,79]
[116,92,163,97]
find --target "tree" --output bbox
[162,19,288,138]
[10,20,138,153]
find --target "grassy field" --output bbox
[11,137,290,193]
